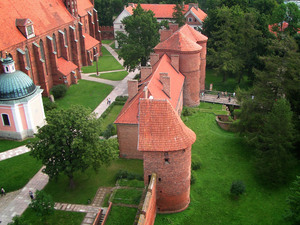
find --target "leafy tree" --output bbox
[29,190,54,217]
[116,4,160,70]
[286,176,300,224]
[95,0,113,26]
[27,105,118,188]
[255,99,296,185]
[172,3,186,27]
[271,2,300,35]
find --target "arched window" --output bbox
[39,39,45,60]
[52,34,57,53]
[64,29,68,46]
[25,47,31,69]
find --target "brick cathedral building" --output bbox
[0,0,101,96]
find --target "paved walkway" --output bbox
[200,94,239,106]
[0,167,49,225]
[0,145,30,161]
[0,43,135,225]
[54,187,113,225]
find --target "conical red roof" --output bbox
[179,24,208,42]
[138,99,196,151]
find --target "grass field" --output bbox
[105,206,137,225]
[54,80,113,111]
[81,46,123,73]
[90,70,128,81]
[0,152,42,192]
[154,103,297,225]
[102,105,123,129]
[0,138,36,153]
[205,69,252,93]
[43,159,143,204]
[20,208,85,225]
[112,188,143,205]
[102,40,114,45]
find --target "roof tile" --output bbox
[57,57,78,75]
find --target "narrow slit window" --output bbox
[2,114,10,126]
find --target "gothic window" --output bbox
[64,29,68,46]
[27,25,33,35]
[39,40,45,60]
[52,34,57,53]
[2,114,10,126]
[25,47,31,69]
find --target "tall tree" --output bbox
[116,4,160,71]
[27,105,118,188]
[172,3,186,27]
[95,0,114,26]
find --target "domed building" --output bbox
[0,56,45,140]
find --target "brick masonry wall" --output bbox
[116,124,143,159]
[143,147,191,213]
[137,174,157,225]
[100,26,114,40]
[216,115,233,131]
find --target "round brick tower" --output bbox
[138,99,196,213]
[154,31,202,107]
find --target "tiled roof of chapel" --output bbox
[190,6,207,22]
[57,57,78,75]
[0,0,74,50]
[84,33,100,50]
[114,54,185,124]
[138,99,196,151]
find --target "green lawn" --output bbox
[54,80,113,111]
[155,104,297,225]
[112,188,143,205]
[102,40,114,44]
[90,70,128,81]
[81,46,123,73]
[102,105,124,129]
[117,179,145,188]
[205,69,252,93]
[44,159,143,204]
[0,138,36,153]
[0,152,42,192]
[20,208,85,225]
[105,206,137,225]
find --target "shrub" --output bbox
[230,180,245,198]
[115,170,143,181]
[51,84,68,99]
[192,159,201,171]
[191,170,197,185]
[115,96,128,102]
[43,99,57,112]
[7,215,27,225]
[182,107,196,117]
[29,190,54,216]
[134,73,141,80]
[103,123,116,139]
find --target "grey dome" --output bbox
[0,71,37,100]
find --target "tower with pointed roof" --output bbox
[0,56,45,140]
[138,98,196,213]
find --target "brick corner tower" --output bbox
[138,98,196,213]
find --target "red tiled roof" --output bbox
[268,22,290,35]
[126,4,189,19]
[138,99,196,152]
[190,7,207,22]
[155,30,202,52]
[77,0,94,17]
[84,33,100,50]
[115,54,185,124]
[179,24,208,42]
[57,57,78,75]
[0,0,74,50]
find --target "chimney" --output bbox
[189,3,198,10]
[169,23,179,33]
[171,55,179,72]
[128,80,138,100]
[143,86,148,99]
[160,73,170,97]
[160,29,173,42]
[150,53,159,66]
[140,66,152,81]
